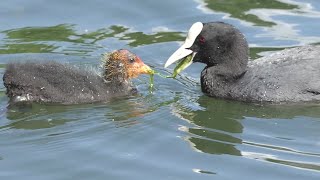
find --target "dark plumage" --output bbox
[165,22,320,103]
[3,49,152,104]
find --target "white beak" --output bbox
[164,22,203,68]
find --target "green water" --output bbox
[0,0,320,179]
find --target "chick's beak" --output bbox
[137,62,154,75]
[128,58,154,79]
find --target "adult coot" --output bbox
[3,49,153,104]
[165,22,320,103]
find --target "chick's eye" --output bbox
[199,36,205,44]
[129,57,135,63]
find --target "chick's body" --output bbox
[3,49,152,104]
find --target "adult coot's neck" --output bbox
[192,22,249,80]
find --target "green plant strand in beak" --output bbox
[147,68,155,89]
[166,53,194,78]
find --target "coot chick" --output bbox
[3,49,153,104]
[165,22,320,103]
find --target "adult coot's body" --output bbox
[165,22,320,103]
[4,49,153,104]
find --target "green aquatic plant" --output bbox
[166,53,193,78]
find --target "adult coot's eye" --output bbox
[199,36,205,44]
[129,58,135,63]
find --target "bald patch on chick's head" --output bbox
[102,49,152,82]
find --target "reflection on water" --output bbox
[187,136,242,156]
[2,92,180,131]
[171,95,244,156]
[0,24,288,59]
[121,30,184,47]
[3,97,157,130]
[1,23,287,59]
[4,103,88,130]
[196,0,320,46]
[0,24,185,55]
[197,0,298,26]
[266,158,320,171]
[170,95,320,171]
[3,24,79,42]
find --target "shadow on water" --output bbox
[198,0,298,26]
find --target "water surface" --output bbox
[1,0,320,179]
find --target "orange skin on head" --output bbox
[106,49,153,80]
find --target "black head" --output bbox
[190,22,248,66]
[165,22,249,75]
